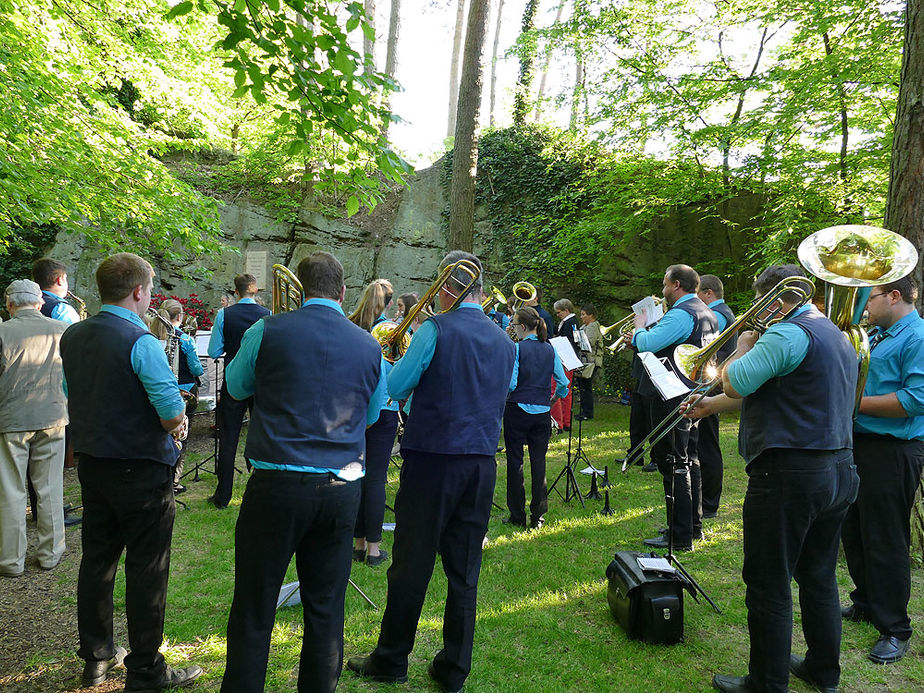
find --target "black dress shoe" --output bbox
[702,510,718,519]
[868,634,911,664]
[529,517,544,530]
[642,462,658,472]
[206,495,228,510]
[502,516,527,528]
[841,604,871,623]
[790,654,838,692]
[64,513,83,527]
[173,484,187,495]
[346,655,408,683]
[428,661,464,693]
[352,548,366,562]
[366,550,389,567]
[712,674,762,692]
[643,535,693,552]
[82,646,127,686]
[124,665,203,692]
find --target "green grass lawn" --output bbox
[13,401,924,691]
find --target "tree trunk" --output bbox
[569,52,582,129]
[448,0,468,139]
[534,0,566,121]
[448,0,491,252]
[364,0,377,71]
[823,31,851,213]
[382,0,401,137]
[488,0,505,127]
[512,0,539,127]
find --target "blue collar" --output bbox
[522,334,539,341]
[457,302,483,311]
[708,299,725,308]
[672,293,695,307]
[237,297,257,304]
[301,297,345,315]
[875,309,922,340]
[101,304,148,330]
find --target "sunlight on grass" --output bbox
[479,579,600,619]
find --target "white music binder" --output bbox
[639,351,690,400]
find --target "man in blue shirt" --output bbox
[348,251,517,693]
[696,275,737,519]
[632,264,718,551]
[841,276,924,665]
[685,264,858,693]
[61,253,201,691]
[220,252,385,693]
[32,257,82,325]
[207,274,270,509]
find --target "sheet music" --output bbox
[195,331,211,357]
[576,326,591,352]
[632,296,663,327]
[549,336,584,371]
[639,351,690,400]
[637,556,676,573]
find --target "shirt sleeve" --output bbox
[553,353,569,399]
[225,319,264,400]
[895,334,924,417]
[52,302,81,325]
[387,319,438,401]
[180,333,204,378]
[207,308,225,359]
[131,334,185,420]
[509,343,520,392]
[367,358,389,425]
[726,323,810,397]
[632,309,694,353]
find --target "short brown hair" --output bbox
[32,258,67,289]
[96,253,154,303]
[699,275,724,298]
[881,276,918,304]
[234,274,258,296]
[753,264,807,303]
[665,264,700,293]
[297,252,343,300]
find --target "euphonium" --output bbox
[481,286,507,312]
[272,264,304,314]
[510,281,536,310]
[602,296,664,353]
[374,258,482,363]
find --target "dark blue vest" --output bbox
[739,307,856,463]
[40,292,64,319]
[244,304,382,469]
[536,305,555,339]
[488,310,505,329]
[509,339,555,406]
[638,296,719,398]
[401,307,517,456]
[60,312,179,465]
[174,327,195,386]
[712,301,738,363]
[223,302,270,362]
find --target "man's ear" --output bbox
[132,284,145,302]
[338,284,346,304]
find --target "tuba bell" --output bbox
[272,264,304,314]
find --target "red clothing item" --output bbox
[550,370,574,429]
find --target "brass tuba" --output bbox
[374,258,482,363]
[66,290,88,320]
[272,264,304,314]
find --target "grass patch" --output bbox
[11,402,924,691]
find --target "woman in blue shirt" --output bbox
[350,279,399,566]
[504,307,570,529]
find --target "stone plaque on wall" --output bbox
[244,250,268,290]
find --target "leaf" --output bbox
[345,195,360,217]
[166,1,194,20]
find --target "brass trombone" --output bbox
[602,296,664,353]
[374,258,482,363]
[272,264,304,314]
[481,286,508,312]
[621,276,817,471]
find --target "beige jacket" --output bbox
[0,308,68,432]
[580,320,605,377]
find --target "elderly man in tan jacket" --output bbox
[0,279,69,577]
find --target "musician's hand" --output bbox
[681,395,715,420]
[737,330,759,352]
[171,415,189,443]
[632,309,648,331]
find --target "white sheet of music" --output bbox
[549,336,584,371]
[195,331,211,357]
[632,296,663,327]
[639,351,690,400]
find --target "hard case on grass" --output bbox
[605,550,684,644]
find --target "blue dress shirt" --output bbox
[855,310,924,440]
[207,297,258,358]
[225,298,388,479]
[708,299,729,332]
[63,305,185,420]
[43,290,80,324]
[508,335,570,413]
[726,305,812,397]
[632,293,695,352]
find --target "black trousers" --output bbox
[575,373,595,419]
[215,382,252,506]
[647,395,700,543]
[628,388,653,462]
[222,469,360,693]
[503,403,551,524]
[842,433,924,639]
[355,410,399,543]
[370,451,495,692]
[77,455,175,687]
[743,449,858,692]
[698,413,722,515]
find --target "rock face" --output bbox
[52,159,763,321]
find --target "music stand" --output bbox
[549,370,585,507]
[181,358,220,482]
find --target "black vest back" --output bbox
[223,302,270,362]
[40,293,64,319]
[509,339,555,406]
[401,308,516,456]
[244,304,382,469]
[638,297,719,398]
[738,307,856,463]
[174,327,195,385]
[60,312,179,465]
[712,301,738,363]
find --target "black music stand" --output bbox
[549,372,585,507]
[182,358,220,482]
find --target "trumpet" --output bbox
[272,264,304,314]
[601,297,663,353]
[622,276,816,471]
[66,290,88,320]
[373,258,482,363]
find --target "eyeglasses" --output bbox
[868,292,890,301]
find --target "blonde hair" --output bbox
[350,279,393,331]
[152,299,182,339]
